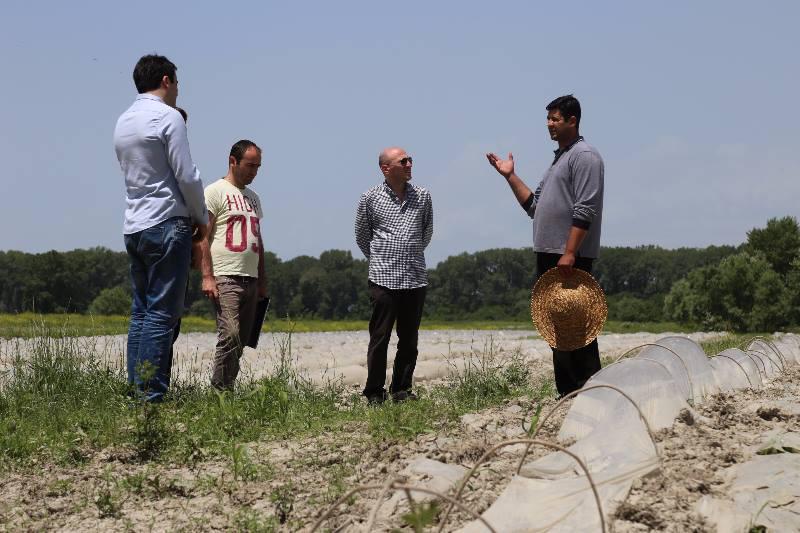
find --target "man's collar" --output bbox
[553,135,584,156]
[552,135,584,164]
[136,93,165,103]
[383,180,411,198]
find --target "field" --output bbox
[0,313,692,339]
[0,317,797,531]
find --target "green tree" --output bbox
[745,216,800,276]
[89,286,132,316]
[664,252,790,331]
[784,257,800,325]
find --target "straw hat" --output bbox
[530,267,607,351]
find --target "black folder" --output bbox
[246,297,270,349]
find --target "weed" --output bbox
[445,338,531,409]
[270,483,295,524]
[132,362,169,460]
[120,471,146,494]
[323,463,355,503]
[95,487,123,518]
[233,506,278,532]
[45,478,72,497]
[227,442,265,482]
[397,500,440,532]
[524,402,543,436]
[94,473,125,519]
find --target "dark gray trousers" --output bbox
[363,281,426,397]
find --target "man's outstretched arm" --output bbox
[486,152,536,213]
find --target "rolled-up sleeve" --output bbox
[522,182,543,220]
[570,150,603,228]
[355,194,372,258]
[162,112,208,226]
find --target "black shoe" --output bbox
[391,390,418,403]
[367,392,387,406]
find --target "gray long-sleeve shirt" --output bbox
[114,94,208,234]
[523,137,604,258]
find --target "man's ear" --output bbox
[229,155,237,167]
[161,75,171,89]
[567,115,578,128]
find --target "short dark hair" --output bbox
[230,140,261,163]
[133,54,177,94]
[176,107,188,122]
[546,94,581,129]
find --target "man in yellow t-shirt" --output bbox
[198,139,266,390]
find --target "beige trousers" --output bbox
[211,275,259,390]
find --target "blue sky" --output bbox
[1,1,797,264]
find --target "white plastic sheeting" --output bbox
[697,429,800,530]
[458,335,798,533]
[648,336,720,402]
[749,338,787,370]
[748,348,781,377]
[772,333,800,365]
[712,348,762,390]
[558,358,687,440]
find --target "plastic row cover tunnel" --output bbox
[458,335,799,533]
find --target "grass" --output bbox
[0,314,767,473]
[0,313,214,339]
[699,334,757,356]
[0,315,785,530]
[0,318,547,473]
[1,313,700,339]
[0,313,536,337]
[603,320,692,334]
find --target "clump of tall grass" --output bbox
[0,320,550,471]
[364,336,545,441]
[0,322,130,466]
[699,334,756,356]
[444,335,533,409]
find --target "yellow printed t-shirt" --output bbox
[205,178,263,278]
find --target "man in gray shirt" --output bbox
[487,95,604,396]
[114,54,208,402]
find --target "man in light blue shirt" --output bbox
[113,54,208,402]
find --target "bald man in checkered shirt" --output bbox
[355,147,433,405]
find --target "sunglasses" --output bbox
[398,157,413,166]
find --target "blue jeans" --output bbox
[124,217,192,402]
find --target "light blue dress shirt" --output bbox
[114,94,208,234]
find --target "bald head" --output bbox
[379,147,405,168]
[378,146,413,186]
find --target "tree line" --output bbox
[1,216,797,331]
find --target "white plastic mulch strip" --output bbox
[458,334,799,533]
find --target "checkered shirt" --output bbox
[355,181,433,289]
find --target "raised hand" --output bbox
[486,152,515,178]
